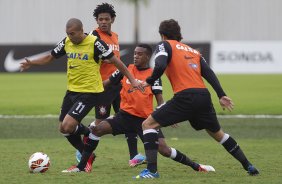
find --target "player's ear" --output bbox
[111,17,115,24]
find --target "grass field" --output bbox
[1,73,282,183]
[1,117,282,184]
[1,73,282,115]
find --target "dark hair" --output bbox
[93,3,116,19]
[159,19,183,41]
[137,44,153,57]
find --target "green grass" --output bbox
[1,73,282,183]
[1,73,282,115]
[0,117,282,183]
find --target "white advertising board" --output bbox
[211,41,282,74]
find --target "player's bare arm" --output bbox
[20,54,55,72]
[102,79,111,88]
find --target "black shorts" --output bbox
[59,90,103,122]
[94,84,121,119]
[152,89,221,133]
[106,110,164,140]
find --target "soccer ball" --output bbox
[28,152,50,173]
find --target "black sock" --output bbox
[222,136,251,170]
[143,130,159,173]
[77,136,99,170]
[125,133,138,159]
[171,148,200,171]
[76,123,90,136]
[65,124,90,153]
[65,134,84,153]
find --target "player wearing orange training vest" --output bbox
[134,19,259,179]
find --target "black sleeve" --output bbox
[51,38,66,58]
[109,69,124,84]
[146,41,172,85]
[93,38,114,61]
[200,56,226,98]
[91,30,100,38]
[151,77,163,95]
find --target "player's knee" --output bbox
[91,126,103,137]
[91,121,111,137]
[59,122,74,134]
[142,115,160,130]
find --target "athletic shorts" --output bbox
[106,110,164,141]
[59,90,103,122]
[94,84,121,119]
[152,89,221,133]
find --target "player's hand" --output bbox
[219,96,234,111]
[130,80,145,93]
[20,58,32,72]
[142,81,150,88]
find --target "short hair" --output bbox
[159,19,183,41]
[93,3,116,19]
[66,18,83,30]
[137,44,153,58]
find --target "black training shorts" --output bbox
[106,110,165,140]
[152,89,221,133]
[59,90,103,122]
[94,84,121,119]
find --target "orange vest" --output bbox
[120,65,154,118]
[95,28,120,80]
[165,40,206,93]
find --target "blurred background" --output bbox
[1,0,282,73]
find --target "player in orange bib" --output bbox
[134,19,259,179]
[74,44,216,173]
[76,3,143,167]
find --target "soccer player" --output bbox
[63,44,215,173]
[20,18,143,172]
[75,3,144,166]
[134,19,260,179]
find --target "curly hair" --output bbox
[93,3,116,19]
[159,19,183,41]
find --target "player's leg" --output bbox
[112,86,140,161]
[133,115,160,178]
[60,115,89,153]
[126,116,146,167]
[62,119,113,173]
[112,86,140,163]
[59,91,90,154]
[135,97,189,179]
[66,112,127,172]
[157,131,215,172]
[206,129,259,175]
[61,93,102,173]
[126,133,138,160]
[74,99,112,162]
[75,120,113,171]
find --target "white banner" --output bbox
[211,41,282,74]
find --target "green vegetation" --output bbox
[0,73,282,183]
[1,117,282,183]
[1,73,282,115]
